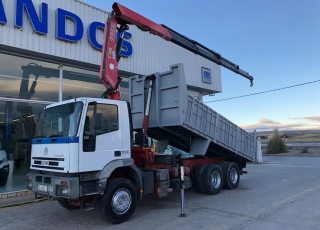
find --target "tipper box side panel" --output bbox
[129,64,256,161]
[156,64,188,127]
[130,63,188,131]
[129,76,146,130]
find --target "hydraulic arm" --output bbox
[100,2,254,100]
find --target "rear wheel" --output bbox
[222,162,240,189]
[194,164,208,193]
[202,164,223,195]
[99,178,137,224]
[217,161,226,167]
[57,199,79,210]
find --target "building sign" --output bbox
[201,67,212,84]
[0,0,7,25]
[0,0,132,56]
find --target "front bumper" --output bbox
[26,172,79,200]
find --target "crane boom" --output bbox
[100,2,254,99]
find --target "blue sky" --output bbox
[83,0,320,131]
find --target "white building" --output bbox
[0,0,222,193]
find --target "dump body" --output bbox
[130,64,257,161]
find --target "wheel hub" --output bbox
[211,171,221,188]
[111,188,132,214]
[230,168,239,184]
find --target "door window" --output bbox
[83,103,119,152]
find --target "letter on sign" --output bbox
[88,21,105,50]
[117,31,132,57]
[89,21,132,56]
[56,8,84,42]
[0,0,7,24]
[15,0,48,34]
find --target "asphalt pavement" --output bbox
[1,156,320,230]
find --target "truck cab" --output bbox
[27,97,132,199]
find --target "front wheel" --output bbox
[99,178,137,224]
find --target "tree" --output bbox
[266,128,287,154]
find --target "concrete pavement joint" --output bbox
[0,198,48,210]
[214,185,320,230]
[272,185,320,206]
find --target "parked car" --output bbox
[0,140,9,186]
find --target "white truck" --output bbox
[26,3,256,224]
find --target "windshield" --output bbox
[35,102,83,138]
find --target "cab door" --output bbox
[78,102,122,172]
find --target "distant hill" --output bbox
[251,129,320,136]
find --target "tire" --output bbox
[217,161,226,167]
[57,199,79,210]
[99,178,137,224]
[222,162,240,190]
[202,164,223,195]
[0,177,8,187]
[194,164,208,193]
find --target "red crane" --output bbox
[99,2,254,100]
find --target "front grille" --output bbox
[32,157,64,161]
[32,157,65,171]
[34,161,59,166]
[32,165,64,170]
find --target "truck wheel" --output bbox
[57,199,79,210]
[0,177,8,186]
[217,161,226,167]
[194,164,208,193]
[99,178,137,224]
[202,164,223,195]
[222,162,240,190]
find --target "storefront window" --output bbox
[62,66,105,100]
[0,55,132,194]
[0,53,59,102]
[0,100,47,193]
[62,66,130,102]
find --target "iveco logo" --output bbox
[44,147,48,155]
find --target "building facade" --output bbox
[0,0,222,193]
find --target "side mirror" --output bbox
[92,113,103,129]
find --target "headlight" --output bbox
[0,157,7,164]
[26,179,33,189]
[57,185,69,196]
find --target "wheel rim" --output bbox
[230,168,239,184]
[211,171,221,188]
[111,188,132,214]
